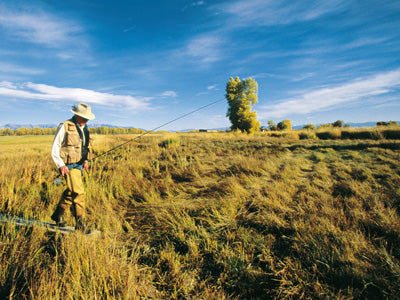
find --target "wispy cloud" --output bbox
[0,81,152,109]
[0,81,17,89]
[220,0,346,27]
[161,90,177,97]
[123,26,136,33]
[177,0,346,66]
[0,6,82,47]
[0,62,45,75]
[189,1,205,8]
[182,1,205,11]
[183,35,224,63]
[183,0,346,66]
[195,84,219,96]
[343,37,390,50]
[259,69,400,118]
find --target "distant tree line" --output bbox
[314,120,349,129]
[89,127,145,135]
[376,121,398,126]
[0,127,58,136]
[0,126,145,136]
[260,120,399,132]
[260,120,293,131]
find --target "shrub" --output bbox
[318,124,332,129]
[377,121,398,127]
[267,120,277,131]
[277,119,292,131]
[159,138,180,148]
[316,129,341,140]
[377,121,388,126]
[270,132,283,138]
[299,131,317,140]
[333,120,344,128]
[303,124,316,130]
[282,131,299,139]
[383,129,400,139]
[341,130,383,140]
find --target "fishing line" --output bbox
[89,97,225,162]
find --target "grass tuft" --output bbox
[1,133,400,298]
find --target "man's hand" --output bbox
[83,162,89,171]
[60,165,69,176]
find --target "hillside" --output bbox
[0,133,399,299]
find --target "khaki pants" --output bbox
[58,169,86,218]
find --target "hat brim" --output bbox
[71,110,95,120]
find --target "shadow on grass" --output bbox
[287,142,400,152]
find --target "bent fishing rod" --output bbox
[89,97,225,162]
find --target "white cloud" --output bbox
[185,0,346,66]
[184,35,224,63]
[0,82,152,109]
[259,69,400,118]
[192,1,205,7]
[207,85,218,90]
[181,0,344,66]
[182,1,205,11]
[123,26,136,33]
[0,62,45,75]
[220,0,346,26]
[0,7,82,47]
[343,37,390,50]
[161,90,177,97]
[0,81,17,89]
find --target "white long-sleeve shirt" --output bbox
[51,122,87,169]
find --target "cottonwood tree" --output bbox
[277,119,292,131]
[268,120,277,131]
[333,120,344,128]
[303,124,316,130]
[225,77,260,133]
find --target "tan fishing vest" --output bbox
[60,120,84,164]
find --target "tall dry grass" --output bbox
[1,132,400,299]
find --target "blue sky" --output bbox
[0,0,399,130]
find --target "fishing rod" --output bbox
[89,97,225,162]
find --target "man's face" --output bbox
[76,115,88,126]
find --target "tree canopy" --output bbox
[225,77,260,133]
[268,120,277,131]
[277,119,292,131]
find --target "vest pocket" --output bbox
[61,145,81,164]
[67,132,80,145]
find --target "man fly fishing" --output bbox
[50,103,94,233]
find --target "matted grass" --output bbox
[1,133,400,299]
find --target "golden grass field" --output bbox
[1,130,400,299]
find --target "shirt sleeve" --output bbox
[51,124,66,169]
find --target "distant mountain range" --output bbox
[1,124,58,130]
[291,121,393,130]
[1,121,398,131]
[0,123,139,130]
[180,122,399,132]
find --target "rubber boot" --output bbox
[51,206,68,227]
[75,216,91,234]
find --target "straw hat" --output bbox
[71,103,95,120]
